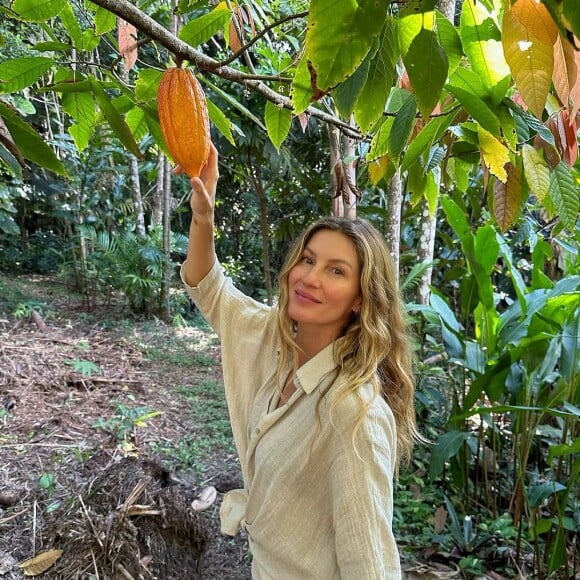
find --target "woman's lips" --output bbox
[294,288,321,304]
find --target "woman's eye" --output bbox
[331,268,344,275]
[303,256,314,264]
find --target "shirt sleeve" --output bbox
[330,396,401,579]
[180,259,271,341]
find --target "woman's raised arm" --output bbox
[181,143,219,287]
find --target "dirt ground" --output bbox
[0,277,252,579]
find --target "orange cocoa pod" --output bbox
[157,67,210,178]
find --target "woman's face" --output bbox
[287,229,362,341]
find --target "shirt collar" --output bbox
[295,342,337,395]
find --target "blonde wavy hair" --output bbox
[275,217,419,470]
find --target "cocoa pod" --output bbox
[157,67,210,178]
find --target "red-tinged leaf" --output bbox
[546,109,578,167]
[229,16,243,53]
[553,34,577,109]
[568,36,580,117]
[493,162,523,232]
[298,112,309,132]
[503,4,554,119]
[512,0,559,45]
[118,19,138,71]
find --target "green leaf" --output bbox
[264,101,292,151]
[32,41,72,52]
[389,90,416,162]
[179,4,231,47]
[522,144,550,202]
[0,102,67,176]
[58,2,83,49]
[0,141,23,178]
[61,90,95,124]
[353,17,398,133]
[436,11,463,77]
[399,12,434,57]
[90,2,116,34]
[304,0,387,91]
[563,0,580,38]
[527,481,567,508]
[207,99,235,146]
[202,77,266,131]
[69,121,92,152]
[125,107,149,142]
[459,0,510,104]
[549,161,579,232]
[88,76,142,158]
[12,0,64,21]
[446,84,500,135]
[290,55,313,115]
[403,28,448,119]
[401,110,454,173]
[0,57,54,93]
[548,437,580,462]
[333,56,371,119]
[135,69,163,102]
[429,430,472,479]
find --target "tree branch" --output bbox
[88,0,362,139]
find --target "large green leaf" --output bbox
[290,55,314,115]
[549,161,579,232]
[388,90,416,162]
[353,17,398,134]
[12,0,64,21]
[88,76,142,158]
[563,0,580,38]
[436,11,463,77]
[400,110,454,173]
[0,102,67,176]
[265,101,292,151]
[460,0,511,104]
[304,0,387,91]
[207,99,236,146]
[87,2,116,35]
[333,56,371,120]
[446,84,500,135]
[0,141,23,178]
[403,28,448,119]
[62,90,95,152]
[58,2,83,49]
[0,57,54,93]
[429,430,473,479]
[179,3,231,47]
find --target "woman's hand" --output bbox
[174,143,219,216]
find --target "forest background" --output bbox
[0,0,578,578]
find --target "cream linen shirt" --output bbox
[182,259,402,579]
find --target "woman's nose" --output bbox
[301,266,321,286]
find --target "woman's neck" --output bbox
[295,326,337,366]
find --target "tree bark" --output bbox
[248,155,273,305]
[415,0,456,304]
[129,154,146,235]
[328,122,357,218]
[151,152,165,229]
[385,169,402,287]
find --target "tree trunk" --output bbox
[328,122,357,218]
[159,157,172,321]
[248,156,273,305]
[385,169,402,287]
[151,152,165,229]
[415,0,456,304]
[129,154,146,235]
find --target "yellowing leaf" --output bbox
[19,549,63,576]
[522,143,550,201]
[493,162,522,232]
[478,126,509,182]
[368,155,390,185]
[512,0,559,46]
[502,5,554,118]
[553,33,577,109]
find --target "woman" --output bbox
[180,144,419,579]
